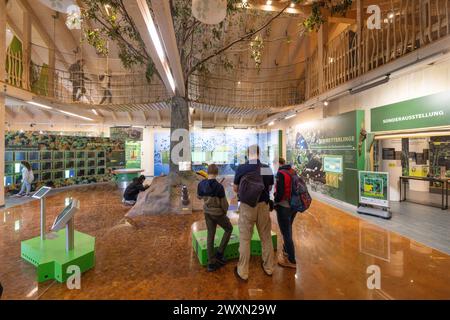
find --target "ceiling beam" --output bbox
[40,109,53,120]
[141,110,148,121]
[19,106,35,119]
[5,107,17,119]
[126,111,134,122]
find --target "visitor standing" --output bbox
[17,161,34,197]
[197,164,233,272]
[233,145,274,281]
[274,158,298,269]
[69,59,89,102]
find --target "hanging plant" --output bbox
[250,34,264,69]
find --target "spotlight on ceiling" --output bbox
[324,101,329,106]
[268,121,275,126]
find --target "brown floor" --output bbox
[1,183,450,300]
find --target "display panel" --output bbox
[97,159,105,167]
[54,161,64,170]
[359,171,389,208]
[77,160,86,168]
[15,163,21,174]
[41,172,52,181]
[42,162,52,170]
[54,171,64,179]
[31,162,40,171]
[65,169,75,179]
[77,169,85,177]
[88,168,96,176]
[76,151,86,159]
[4,176,13,186]
[41,151,52,160]
[65,151,75,159]
[88,151,96,159]
[54,151,64,160]
[65,160,75,169]
[5,164,14,175]
[88,160,96,167]
[15,151,26,161]
[28,151,39,161]
[97,168,105,175]
[98,151,105,158]
[32,186,52,199]
[5,151,13,162]
[323,156,343,174]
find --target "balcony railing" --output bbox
[307,0,450,99]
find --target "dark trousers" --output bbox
[276,205,297,263]
[204,213,233,265]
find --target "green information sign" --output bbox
[371,91,450,132]
[358,171,389,208]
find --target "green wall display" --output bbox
[125,141,142,169]
[4,131,125,193]
[110,126,143,141]
[286,110,365,206]
[371,91,450,132]
[358,171,389,208]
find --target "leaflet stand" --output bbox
[32,186,52,240]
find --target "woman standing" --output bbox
[17,161,34,197]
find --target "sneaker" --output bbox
[234,266,248,282]
[261,261,273,276]
[278,254,297,269]
[15,193,24,197]
[207,263,219,272]
[215,252,227,266]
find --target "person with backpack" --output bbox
[17,161,34,197]
[123,175,149,205]
[233,145,274,281]
[274,158,312,269]
[197,164,233,272]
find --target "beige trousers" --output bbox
[237,202,274,280]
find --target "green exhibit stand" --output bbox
[21,230,95,283]
[20,190,95,283]
[192,226,277,266]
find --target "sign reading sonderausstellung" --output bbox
[371,91,450,132]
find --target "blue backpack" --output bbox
[289,172,312,213]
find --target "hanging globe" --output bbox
[192,0,227,25]
[65,5,82,30]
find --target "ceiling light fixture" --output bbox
[266,0,272,5]
[290,2,295,8]
[285,114,296,120]
[59,110,94,121]
[27,101,53,110]
[137,0,176,93]
[324,101,329,106]
[268,121,275,126]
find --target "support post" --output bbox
[40,198,46,240]
[318,22,328,94]
[0,0,7,207]
[66,217,75,252]
[22,10,32,90]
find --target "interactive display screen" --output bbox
[98,151,105,158]
[15,163,21,174]
[41,151,52,160]
[32,186,52,199]
[77,169,85,177]
[54,151,64,160]
[5,151,13,162]
[88,168,96,176]
[97,159,105,167]
[51,199,79,232]
[4,176,13,186]
[15,152,26,161]
[88,160,96,167]
[5,164,14,175]
[97,168,105,175]
[28,151,39,161]
[65,170,75,179]
[31,162,40,171]
[88,152,96,159]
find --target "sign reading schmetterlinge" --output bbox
[371,91,450,132]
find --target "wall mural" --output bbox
[286,111,365,205]
[4,131,125,194]
[154,129,280,177]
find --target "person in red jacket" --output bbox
[274,158,298,269]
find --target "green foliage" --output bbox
[302,0,353,32]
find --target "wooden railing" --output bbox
[5,47,23,88]
[307,0,450,99]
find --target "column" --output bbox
[22,10,31,90]
[317,22,328,94]
[356,0,364,75]
[0,0,7,206]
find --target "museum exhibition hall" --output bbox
[1,0,450,302]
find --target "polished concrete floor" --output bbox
[1,183,450,300]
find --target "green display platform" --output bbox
[192,226,277,266]
[21,229,95,283]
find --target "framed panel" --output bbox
[42,162,52,171]
[97,159,105,167]
[41,151,52,160]
[77,160,86,168]
[15,151,27,161]
[88,168,96,176]
[97,168,105,175]
[31,162,40,171]
[5,151,14,162]
[77,169,85,177]
[54,151,64,160]
[41,172,52,181]
[76,151,86,159]
[65,160,75,169]
[28,151,40,161]
[88,151,96,159]
[54,161,64,170]
[88,159,96,167]
[54,171,64,180]
[65,151,75,159]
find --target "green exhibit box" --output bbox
[21,229,95,283]
[192,226,277,266]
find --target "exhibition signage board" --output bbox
[371,91,450,132]
[358,171,389,208]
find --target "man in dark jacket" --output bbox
[197,164,232,272]
[123,175,149,205]
[274,158,298,269]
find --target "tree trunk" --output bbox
[169,95,191,174]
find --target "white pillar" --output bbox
[0,0,7,206]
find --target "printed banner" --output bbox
[359,171,389,207]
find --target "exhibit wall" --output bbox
[286,110,365,206]
[154,128,281,176]
[4,131,125,193]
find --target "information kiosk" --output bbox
[21,189,96,283]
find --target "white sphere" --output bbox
[192,0,227,25]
